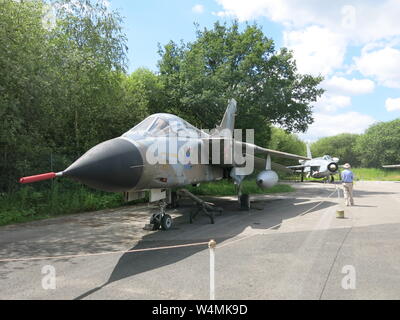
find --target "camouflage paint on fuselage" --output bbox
[121,113,225,191]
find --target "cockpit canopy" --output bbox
[322,155,333,161]
[123,113,207,138]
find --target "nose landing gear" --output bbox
[145,200,173,231]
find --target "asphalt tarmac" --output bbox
[1,181,399,299]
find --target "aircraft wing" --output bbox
[243,142,310,161]
[203,138,309,171]
[246,154,294,173]
[286,165,311,170]
[382,164,400,168]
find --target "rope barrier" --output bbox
[0,241,209,263]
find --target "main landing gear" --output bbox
[178,189,223,225]
[144,189,224,231]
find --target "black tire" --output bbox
[240,194,250,210]
[161,214,173,230]
[151,222,160,231]
[150,213,160,230]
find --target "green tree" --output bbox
[267,127,306,166]
[49,0,128,154]
[126,68,164,115]
[311,133,361,167]
[0,0,129,191]
[0,0,52,190]
[269,127,306,157]
[355,120,400,167]
[158,21,324,147]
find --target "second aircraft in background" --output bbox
[287,144,340,183]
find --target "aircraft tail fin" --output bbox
[216,99,237,135]
[306,143,312,159]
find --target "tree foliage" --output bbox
[3,1,367,194]
[355,120,400,167]
[269,127,306,161]
[311,133,361,167]
[0,0,141,191]
[158,22,324,147]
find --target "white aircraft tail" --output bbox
[216,99,237,135]
[306,143,312,159]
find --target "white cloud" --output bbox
[212,10,232,18]
[322,76,375,95]
[212,0,398,141]
[283,26,347,76]
[314,94,351,113]
[354,46,400,88]
[214,0,400,43]
[385,98,400,112]
[214,0,400,81]
[215,0,332,25]
[299,112,376,141]
[192,4,204,14]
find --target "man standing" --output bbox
[341,163,354,206]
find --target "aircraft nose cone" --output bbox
[64,138,143,192]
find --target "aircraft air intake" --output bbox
[328,162,339,173]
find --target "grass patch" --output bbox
[0,182,142,227]
[352,168,400,181]
[281,167,400,182]
[0,178,295,227]
[187,179,295,196]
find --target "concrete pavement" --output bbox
[0,181,399,299]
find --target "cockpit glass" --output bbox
[125,114,205,138]
[130,117,155,133]
[148,118,168,134]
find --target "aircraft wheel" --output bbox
[240,194,250,210]
[150,213,161,230]
[161,214,173,230]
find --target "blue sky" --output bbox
[109,0,400,141]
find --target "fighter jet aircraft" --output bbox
[287,144,339,182]
[19,99,309,230]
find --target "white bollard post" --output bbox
[208,239,216,300]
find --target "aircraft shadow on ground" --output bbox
[295,181,398,198]
[352,189,397,197]
[74,196,338,299]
